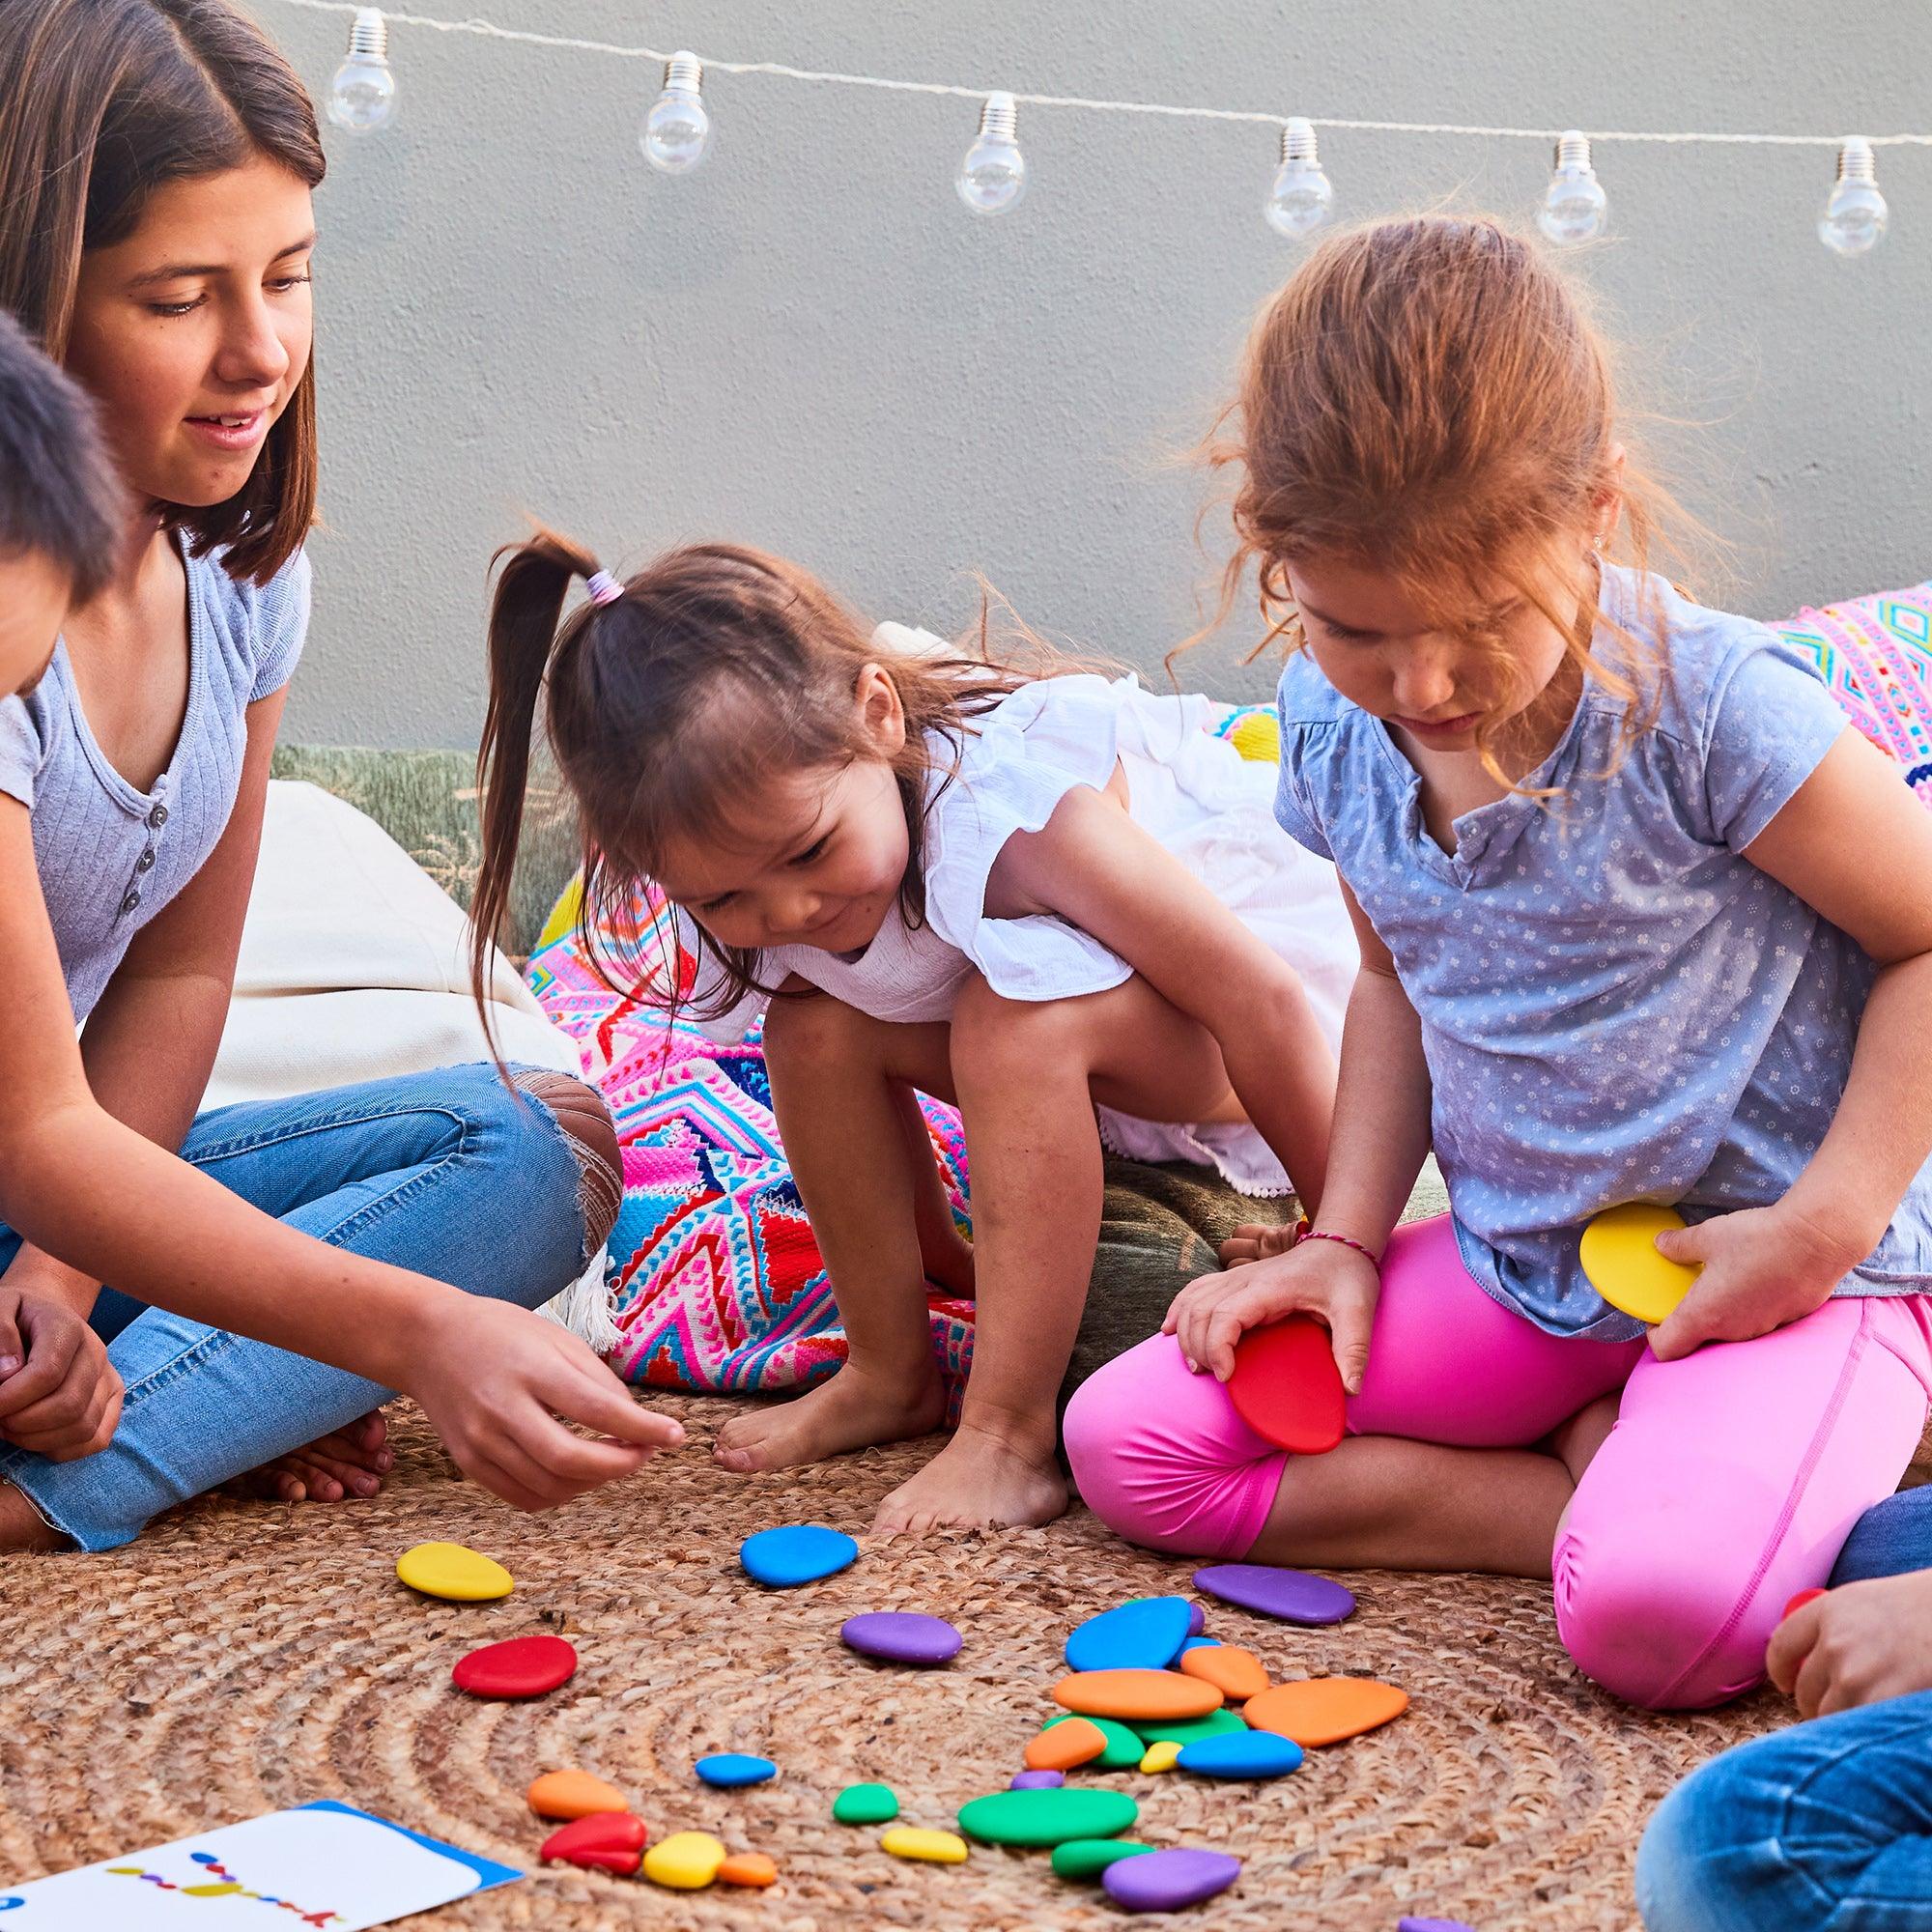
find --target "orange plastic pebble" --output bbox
[1178,1644,1269,1704]
[718,1852,779,1888]
[1243,1677,1408,1747]
[527,1769,629,1820]
[1025,1716,1108,1771]
[1051,1669,1222,1723]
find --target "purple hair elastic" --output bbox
[584,568,623,607]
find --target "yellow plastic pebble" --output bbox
[395,1541,512,1602]
[880,1827,969,1864]
[642,1831,727,1890]
[1579,1204,1700,1325]
[1139,1741,1181,1774]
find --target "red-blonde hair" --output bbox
[1200,214,1706,771]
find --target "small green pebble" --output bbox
[957,1787,1139,1848]
[1042,1712,1144,1770]
[833,1782,899,1825]
[1128,1706,1248,1747]
[1051,1838,1157,1881]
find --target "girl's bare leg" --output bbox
[714,989,958,1474]
[1244,1388,1625,1577]
[875,975,1249,1534]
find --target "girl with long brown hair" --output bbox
[471,536,1359,1530]
[0,0,679,1552]
[1065,214,1932,1711]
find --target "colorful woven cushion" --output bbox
[527,892,974,1406]
[1775,582,1932,800]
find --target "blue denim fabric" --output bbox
[1833,1484,1932,1585]
[0,1063,587,1550]
[1636,1690,1932,1931]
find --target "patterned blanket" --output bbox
[528,584,1932,1401]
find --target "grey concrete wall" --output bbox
[264,0,1931,748]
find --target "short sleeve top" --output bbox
[0,541,310,1024]
[1273,562,1932,1340]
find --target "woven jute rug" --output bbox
[0,1393,1783,1931]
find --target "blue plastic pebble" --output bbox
[739,1523,859,1587]
[1066,1596,1193,1673]
[695,1752,778,1788]
[1180,1636,1220,1650]
[1175,1731,1305,1780]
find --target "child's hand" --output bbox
[1163,1240,1379,1391]
[0,1271,123,1460]
[1216,1221,1300,1268]
[405,1297,685,1511]
[1648,1202,1860,1361]
[1766,1572,1932,1718]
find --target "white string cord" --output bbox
[264,0,1932,149]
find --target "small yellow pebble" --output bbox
[395,1540,512,1602]
[880,1827,969,1864]
[642,1831,727,1890]
[1139,1741,1181,1774]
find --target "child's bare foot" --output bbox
[242,1410,392,1503]
[714,1360,946,1474]
[872,1422,1067,1535]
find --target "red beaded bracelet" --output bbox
[1293,1217,1381,1272]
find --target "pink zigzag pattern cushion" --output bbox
[527,894,974,1409]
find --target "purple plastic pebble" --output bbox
[1186,1601,1205,1636]
[1192,1562,1355,1626]
[838,1611,963,1665]
[1009,1769,1065,1790]
[1103,1848,1242,1912]
[1397,1921,1477,1931]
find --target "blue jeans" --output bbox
[1636,1483,1932,1929]
[1636,1691,1932,1930]
[0,1064,593,1550]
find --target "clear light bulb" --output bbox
[640,52,711,174]
[1264,118,1333,238]
[327,8,395,133]
[1537,130,1607,244]
[1819,137,1889,256]
[956,92,1026,215]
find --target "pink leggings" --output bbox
[1063,1217,1932,1710]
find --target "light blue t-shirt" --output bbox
[1274,562,1932,1341]
[0,541,309,1025]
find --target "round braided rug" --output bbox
[0,1393,1783,1929]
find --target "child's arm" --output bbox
[0,800,682,1506]
[0,693,283,1458]
[1652,726,1932,1358]
[1164,883,1434,1387]
[986,784,1335,1209]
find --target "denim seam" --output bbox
[1655,1301,1870,1707]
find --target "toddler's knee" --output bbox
[950,979,1088,1089]
[1555,1520,1762,1710]
[1634,1765,1737,1932]
[1064,1340,1276,1560]
[512,1068,622,1253]
[761,987,875,1076]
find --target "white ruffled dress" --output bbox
[683,672,1358,1195]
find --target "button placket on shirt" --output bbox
[119,787,169,920]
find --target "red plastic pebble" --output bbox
[1782,1587,1828,1622]
[540,1812,647,1875]
[451,1634,578,1699]
[1228,1315,1347,1455]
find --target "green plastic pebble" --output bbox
[833,1782,899,1826]
[1042,1712,1144,1770]
[1051,1838,1158,1881]
[956,1787,1139,1848]
[1128,1706,1248,1747]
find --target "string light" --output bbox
[957,92,1026,215]
[1819,137,1889,255]
[1264,118,1333,238]
[270,0,1928,244]
[326,6,395,132]
[1537,131,1607,244]
[640,51,711,175]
